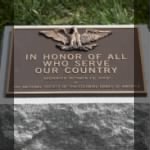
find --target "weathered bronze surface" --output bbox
[6,26,146,96]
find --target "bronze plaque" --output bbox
[6,26,146,96]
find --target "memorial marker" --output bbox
[5,26,146,96]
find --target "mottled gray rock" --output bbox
[134,104,150,150]
[1,104,149,150]
[0,105,14,150]
[14,104,134,150]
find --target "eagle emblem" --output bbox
[39,27,112,51]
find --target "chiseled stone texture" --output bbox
[14,104,135,150]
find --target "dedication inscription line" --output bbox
[26,53,127,74]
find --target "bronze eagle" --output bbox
[39,27,112,51]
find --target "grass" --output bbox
[0,0,149,39]
[13,0,135,25]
